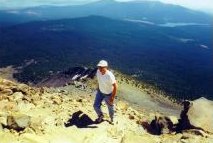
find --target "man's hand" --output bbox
[108,96,114,106]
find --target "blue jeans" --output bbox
[93,90,114,120]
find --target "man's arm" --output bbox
[109,83,117,105]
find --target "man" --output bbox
[93,60,117,124]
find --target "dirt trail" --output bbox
[117,82,181,116]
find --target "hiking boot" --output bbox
[95,115,104,123]
[109,118,114,125]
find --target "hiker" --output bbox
[93,60,117,124]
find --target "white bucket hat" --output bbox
[97,60,108,67]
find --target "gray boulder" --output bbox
[177,97,213,133]
[188,98,213,133]
[7,113,31,131]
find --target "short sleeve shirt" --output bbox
[96,69,116,94]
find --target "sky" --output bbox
[0,0,212,14]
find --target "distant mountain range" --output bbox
[0,0,212,27]
[0,15,212,100]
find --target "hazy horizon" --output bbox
[0,0,213,14]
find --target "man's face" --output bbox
[98,66,107,74]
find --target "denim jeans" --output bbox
[93,90,114,120]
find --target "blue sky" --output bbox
[0,0,212,14]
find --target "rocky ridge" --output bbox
[0,77,213,143]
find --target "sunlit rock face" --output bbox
[177,98,213,133]
[187,98,213,133]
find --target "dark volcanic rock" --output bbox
[37,67,97,87]
[150,116,174,135]
[142,115,174,135]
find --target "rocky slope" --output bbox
[37,67,181,116]
[0,77,213,143]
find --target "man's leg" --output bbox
[104,95,114,123]
[93,90,104,121]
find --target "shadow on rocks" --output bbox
[64,110,98,128]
